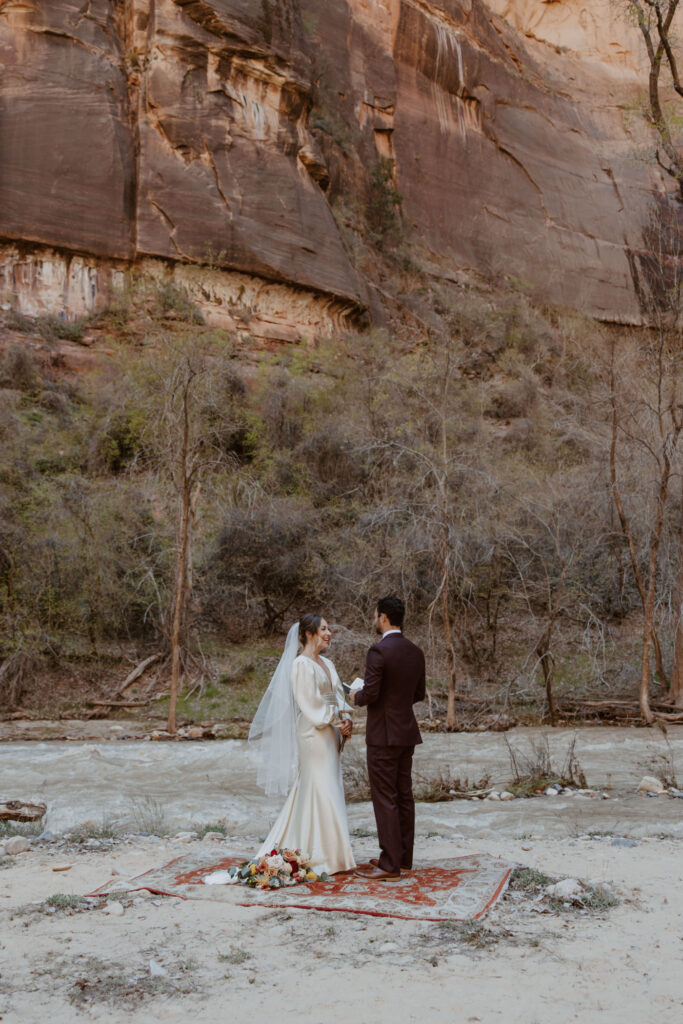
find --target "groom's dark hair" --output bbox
[376,595,404,629]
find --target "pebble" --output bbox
[149,958,167,977]
[611,837,638,848]
[5,836,30,855]
[202,831,224,842]
[486,791,501,801]
[102,901,125,916]
[670,789,683,799]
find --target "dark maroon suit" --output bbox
[354,631,426,873]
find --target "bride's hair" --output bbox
[299,614,323,647]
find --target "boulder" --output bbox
[637,776,666,796]
[545,878,583,900]
[5,836,30,855]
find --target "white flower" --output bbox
[265,854,286,873]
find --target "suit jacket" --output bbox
[354,632,426,746]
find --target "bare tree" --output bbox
[625,0,683,196]
[135,335,240,733]
[608,326,682,723]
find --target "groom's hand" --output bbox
[339,719,353,739]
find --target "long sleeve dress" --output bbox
[257,654,356,875]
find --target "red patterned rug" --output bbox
[86,850,512,921]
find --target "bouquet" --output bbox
[229,848,329,890]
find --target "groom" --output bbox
[351,596,426,880]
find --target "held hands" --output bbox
[339,719,353,739]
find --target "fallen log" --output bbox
[0,800,46,822]
[85,700,151,708]
[115,653,163,698]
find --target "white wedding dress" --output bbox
[257,655,356,875]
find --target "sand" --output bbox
[0,829,681,1024]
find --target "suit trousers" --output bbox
[366,743,416,873]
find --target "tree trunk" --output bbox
[537,637,557,727]
[443,588,458,731]
[670,477,683,706]
[167,476,191,735]
[640,619,655,725]
[440,524,458,731]
[168,385,192,735]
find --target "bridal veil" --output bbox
[248,622,300,796]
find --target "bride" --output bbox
[248,614,356,875]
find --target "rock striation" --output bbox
[0,1,676,324]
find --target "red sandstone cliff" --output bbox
[0,1,675,325]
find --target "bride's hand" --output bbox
[339,720,352,739]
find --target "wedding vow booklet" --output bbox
[342,677,364,696]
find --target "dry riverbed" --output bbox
[0,725,682,1022]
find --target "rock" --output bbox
[150,731,175,742]
[638,776,666,795]
[175,831,198,843]
[545,787,559,796]
[149,958,168,977]
[102,901,125,916]
[545,878,583,900]
[5,836,30,855]
[499,791,515,801]
[0,800,46,822]
[486,791,501,801]
[0,0,665,328]
[670,788,683,799]
[39,830,55,841]
[181,726,206,741]
[52,863,72,872]
[378,942,399,954]
[202,832,224,842]
[611,837,638,848]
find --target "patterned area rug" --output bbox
[86,850,512,921]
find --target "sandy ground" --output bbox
[0,830,681,1023]
[1,726,682,1023]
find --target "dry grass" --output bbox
[504,733,587,796]
[343,750,490,803]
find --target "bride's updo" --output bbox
[299,614,322,647]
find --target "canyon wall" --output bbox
[0,1,673,327]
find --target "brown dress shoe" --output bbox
[370,858,412,871]
[354,866,401,881]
